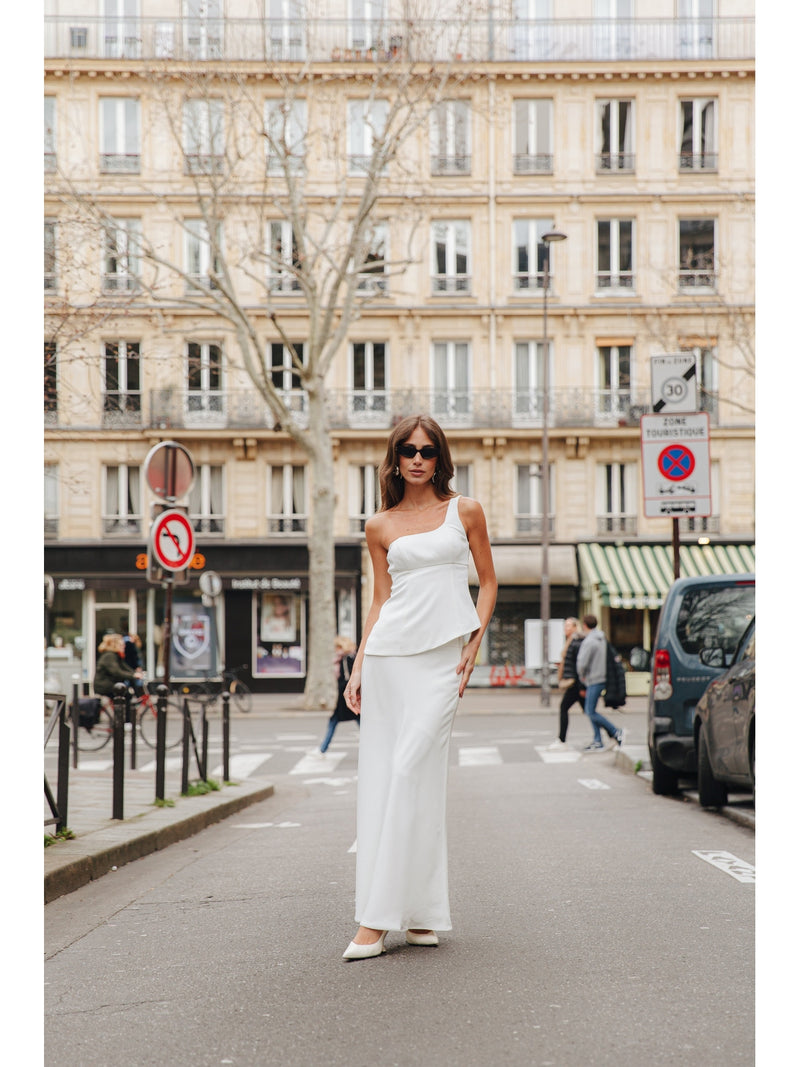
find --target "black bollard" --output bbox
[222,691,230,784]
[127,685,136,770]
[70,676,80,770]
[56,694,70,833]
[181,696,190,795]
[112,682,126,820]
[155,684,168,801]
[200,700,209,782]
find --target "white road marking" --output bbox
[536,746,582,764]
[578,778,611,790]
[133,756,183,774]
[76,760,114,771]
[290,751,346,775]
[302,776,355,787]
[230,821,301,830]
[348,839,357,853]
[277,733,317,741]
[692,850,755,884]
[458,746,502,766]
[209,753,273,779]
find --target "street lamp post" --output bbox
[539,228,567,707]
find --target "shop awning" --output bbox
[578,542,755,610]
[468,544,578,587]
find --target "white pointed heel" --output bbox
[405,930,439,946]
[342,931,388,960]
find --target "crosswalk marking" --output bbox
[210,753,273,779]
[578,778,611,790]
[536,746,582,764]
[458,746,502,766]
[290,750,346,775]
[692,850,755,884]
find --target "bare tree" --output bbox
[47,10,482,707]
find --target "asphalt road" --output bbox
[44,713,755,1066]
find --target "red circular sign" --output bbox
[151,510,195,571]
[657,445,695,481]
[143,442,195,500]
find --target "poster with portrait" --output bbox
[170,597,219,678]
[255,592,304,676]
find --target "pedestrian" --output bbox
[547,617,585,748]
[123,632,142,671]
[319,636,359,753]
[576,615,624,752]
[93,633,142,698]
[341,413,497,960]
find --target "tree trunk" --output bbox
[303,386,338,710]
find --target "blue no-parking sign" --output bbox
[641,413,711,518]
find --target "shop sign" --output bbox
[57,578,85,591]
[231,577,302,591]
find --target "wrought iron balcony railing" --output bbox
[45,17,754,65]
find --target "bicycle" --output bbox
[75,682,186,752]
[194,665,253,713]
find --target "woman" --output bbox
[341,414,497,960]
[93,633,142,697]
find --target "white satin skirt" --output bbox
[355,637,463,931]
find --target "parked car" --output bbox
[694,618,755,807]
[646,573,755,796]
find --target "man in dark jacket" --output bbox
[576,615,624,752]
[547,618,584,749]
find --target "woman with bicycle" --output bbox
[94,634,142,699]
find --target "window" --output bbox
[678,0,714,60]
[432,341,471,420]
[267,465,307,534]
[679,461,721,534]
[513,341,552,422]
[104,0,140,58]
[680,344,719,419]
[349,464,381,533]
[45,97,56,171]
[103,465,142,535]
[189,465,225,535]
[356,222,388,292]
[183,98,224,174]
[44,342,57,420]
[596,463,637,535]
[511,0,554,61]
[100,97,140,173]
[265,98,307,174]
[451,464,473,497]
[103,218,141,291]
[45,464,59,539]
[350,0,386,51]
[351,341,387,418]
[45,220,57,290]
[271,343,306,414]
[515,462,554,537]
[103,341,141,424]
[347,98,388,173]
[512,218,555,290]
[185,0,223,60]
[431,221,471,294]
[596,344,632,419]
[430,100,471,175]
[680,98,717,171]
[185,219,222,289]
[269,0,305,61]
[512,99,553,173]
[186,342,224,421]
[593,0,633,60]
[268,221,301,292]
[679,219,716,289]
[596,219,634,290]
[596,99,634,172]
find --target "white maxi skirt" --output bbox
[355,637,463,931]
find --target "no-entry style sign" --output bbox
[151,509,195,571]
[641,413,711,518]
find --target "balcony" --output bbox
[44,17,754,65]
[41,386,725,433]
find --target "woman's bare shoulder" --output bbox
[365,511,390,540]
[456,495,486,522]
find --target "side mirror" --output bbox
[629,647,650,671]
[699,647,725,668]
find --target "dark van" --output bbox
[647,573,755,795]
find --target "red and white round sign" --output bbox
[151,510,195,571]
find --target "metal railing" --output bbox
[45,17,755,64]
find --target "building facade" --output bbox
[44,1,755,694]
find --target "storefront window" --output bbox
[254,592,305,676]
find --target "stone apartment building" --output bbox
[44,1,755,694]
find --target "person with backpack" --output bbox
[576,614,624,752]
[546,617,585,749]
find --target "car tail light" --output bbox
[653,649,673,700]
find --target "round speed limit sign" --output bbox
[661,376,689,405]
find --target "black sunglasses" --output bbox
[396,443,440,460]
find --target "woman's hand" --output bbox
[456,638,480,698]
[343,667,362,715]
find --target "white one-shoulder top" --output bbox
[364,495,481,657]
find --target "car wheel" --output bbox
[650,745,680,796]
[697,722,728,808]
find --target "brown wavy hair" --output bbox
[378,414,456,511]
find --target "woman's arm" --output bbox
[343,516,393,715]
[457,497,498,697]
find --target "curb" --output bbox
[44,779,274,904]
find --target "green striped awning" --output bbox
[578,542,755,610]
